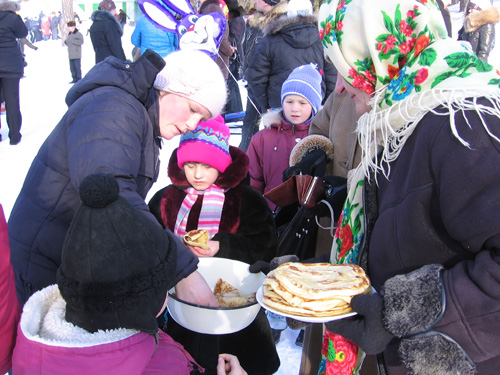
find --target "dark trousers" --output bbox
[0,77,22,141]
[69,59,81,82]
[238,95,261,152]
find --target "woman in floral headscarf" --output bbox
[313,0,500,374]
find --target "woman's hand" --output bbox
[217,354,248,375]
[187,240,220,257]
[174,270,218,307]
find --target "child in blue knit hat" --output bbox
[247,63,324,211]
[246,63,324,346]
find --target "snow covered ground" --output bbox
[1,4,500,374]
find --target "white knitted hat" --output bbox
[153,50,227,118]
[287,0,313,17]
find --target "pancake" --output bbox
[214,278,257,308]
[183,229,210,250]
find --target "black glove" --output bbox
[249,255,299,274]
[303,176,347,220]
[283,149,327,181]
[286,317,311,331]
[324,293,394,355]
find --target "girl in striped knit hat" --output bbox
[148,115,280,375]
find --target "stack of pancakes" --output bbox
[262,262,371,317]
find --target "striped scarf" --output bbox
[174,185,225,239]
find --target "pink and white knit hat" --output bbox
[177,115,232,173]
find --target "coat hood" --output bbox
[91,9,123,35]
[19,285,137,347]
[263,15,319,48]
[261,110,284,129]
[65,49,165,107]
[0,1,20,12]
[247,1,288,30]
[168,146,249,189]
[260,109,311,132]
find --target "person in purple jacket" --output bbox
[12,174,248,375]
[247,64,325,211]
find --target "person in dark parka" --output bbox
[89,0,126,64]
[459,0,499,63]
[8,49,228,308]
[0,0,28,145]
[246,0,336,113]
[148,116,280,375]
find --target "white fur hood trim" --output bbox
[20,285,138,348]
[260,109,284,129]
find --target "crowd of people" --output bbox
[1,0,500,374]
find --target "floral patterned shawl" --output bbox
[315,0,500,374]
[319,0,500,178]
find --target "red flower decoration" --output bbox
[414,34,430,57]
[325,22,332,36]
[415,68,428,84]
[388,64,400,80]
[337,223,353,259]
[325,332,359,375]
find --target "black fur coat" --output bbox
[148,146,280,375]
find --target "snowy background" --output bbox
[1,3,499,374]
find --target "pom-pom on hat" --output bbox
[281,63,323,116]
[177,115,232,173]
[98,0,116,11]
[154,50,227,119]
[287,0,313,17]
[56,173,177,335]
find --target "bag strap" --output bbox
[315,199,336,238]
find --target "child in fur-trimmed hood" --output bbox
[247,63,326,211]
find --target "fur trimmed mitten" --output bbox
[383,264,475,375]
[325,263,475,373]
[283,135,334,180]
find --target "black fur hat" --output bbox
[56,173,177,334]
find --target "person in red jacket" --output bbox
[247,64,325,211]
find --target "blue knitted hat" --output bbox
[281,64,323,115]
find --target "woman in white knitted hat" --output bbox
[8,49,227,310]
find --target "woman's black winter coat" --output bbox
[8,51,198,305]
[89,9,126,63]
[247,14,336,112]
[0,2,28,78]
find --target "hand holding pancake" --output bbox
[184,229,210,249]
[186,240,219,257]
[183,229,220,257]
